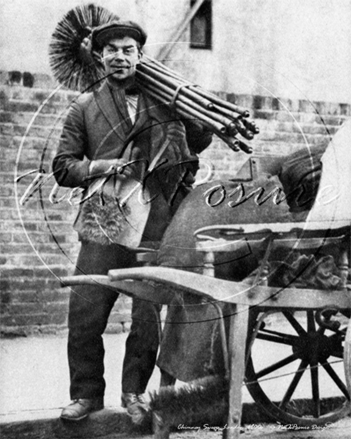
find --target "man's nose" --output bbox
[113,50,125,60]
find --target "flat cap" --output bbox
[92,20,147,50]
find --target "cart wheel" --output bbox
[245,309,351,426]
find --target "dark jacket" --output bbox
[53,81,212,243]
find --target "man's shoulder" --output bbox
[66,91,98,119]
[141,91,176,121]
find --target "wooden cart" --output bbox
[61,220,351,438]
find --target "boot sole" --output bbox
[60,413,89,422]
[60,405,104,422]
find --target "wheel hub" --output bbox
[292,332,336,362]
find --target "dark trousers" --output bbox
[68,241,160,400]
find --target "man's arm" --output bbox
[52,101,91,188]
[53,99,132,188]
[183,119,213,155]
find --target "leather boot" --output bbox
[60,398,104,421]
[121,393,149,425]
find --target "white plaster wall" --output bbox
[0,0,139,74]
[1,0,350,103]
[165,0,351,104]
[0,0,179,73]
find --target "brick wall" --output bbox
[0,71,350,336]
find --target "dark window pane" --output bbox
[190,0,212,49]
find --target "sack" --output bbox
[79,177,150,247]
[278,144,327,212]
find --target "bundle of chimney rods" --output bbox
[48,4,258,154]
[136,55,259,153]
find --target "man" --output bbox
[53,20,212,423]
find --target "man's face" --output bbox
[102,36,141,83]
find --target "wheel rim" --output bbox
[245,310,351,426]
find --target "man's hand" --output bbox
[165,121,186,143]
[89,159,133,179]
[79,36,103,68]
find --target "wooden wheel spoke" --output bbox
[256,331,298,346]
[246,309,351,426]
[322,361,350,399]
[255,353,301,379]
[279,359,308,410]
[310,360,320,418]
[259,328,300,341]
[283,312,307,336]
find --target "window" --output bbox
[190,0,212,49]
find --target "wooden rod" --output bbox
[141,81,227,133]
[214,131,240,152]
[138,70,234,129]
[143,55,188,83]
[138,63,214,109]
[189,85,250,117]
